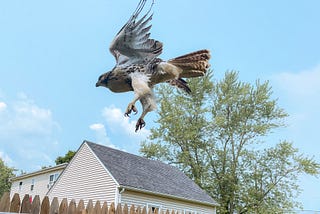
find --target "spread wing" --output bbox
[109,0,163,67]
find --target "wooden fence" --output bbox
[0,193,173,214]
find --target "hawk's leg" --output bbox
[135,94,156,132]
[124,102,138,117]
[127,72,156,131]
[135,118,146,132]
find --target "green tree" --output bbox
[0,158,15,197]
[55,150,76,165]
[140,70,320,213]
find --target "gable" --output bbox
[47,143,118,204]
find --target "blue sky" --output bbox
[0,0,319,211]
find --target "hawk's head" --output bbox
[96,69,133,93]
[95,72,110,88]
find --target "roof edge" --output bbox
[11,163,68,181]
[119,185,219,207]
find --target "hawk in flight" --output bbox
[96,0,211,132]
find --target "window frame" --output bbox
[48,173,60,188]
[30,179,35,191]
[19,181,23,191]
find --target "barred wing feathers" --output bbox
[109,0,163,67]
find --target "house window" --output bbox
[48,173,60,188]
[30,179,35,191]
[19,182,23,191]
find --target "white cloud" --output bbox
[102,105,151,138]
[90,123,105,130]
[89,105,151,152]
[0,94,59,137]
[89,105,150,153]
[89,123,112,147]
[0,92,61,172]
[273,64,320,98]
[0,102,7,112]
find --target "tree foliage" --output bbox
[140,70,320,213]
[55,150,76,165]
[0,158,15,197]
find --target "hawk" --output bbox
[96,0,211,132]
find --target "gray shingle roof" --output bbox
[85,141,217,206]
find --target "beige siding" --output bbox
[10,169,64,200]
[47,143,118,205]
[121,190,216,214]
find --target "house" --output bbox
[48,141,218,213]
[11,140,218,213]
[10,163,67,200]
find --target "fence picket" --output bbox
[141,207,146,214]
[68,200,76,214]
[50,197,59,214]
[31,195,41,214]
[129,205,135,214]
[40,196,50,214]
[0,192,10,212]
[101,202,108,214]
[94,200,101,214]
[116,203,122,214]
[59,198,68,214]
[122,204,128,214]
[135,206,141,214]
[21,194,31,213]
[10,193,21,213]
[77,200,85,214]
[86,200,94,214]
[153,208,158,214]
[108,203,115,214]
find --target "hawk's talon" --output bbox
[124,104,138,117]
[135,118,146,132]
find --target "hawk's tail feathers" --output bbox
[167,78,191,94]
[168,49,211,78]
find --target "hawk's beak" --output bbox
[95,82,101,87]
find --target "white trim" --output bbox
[11,163,67,181]
[114,187,120,206]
